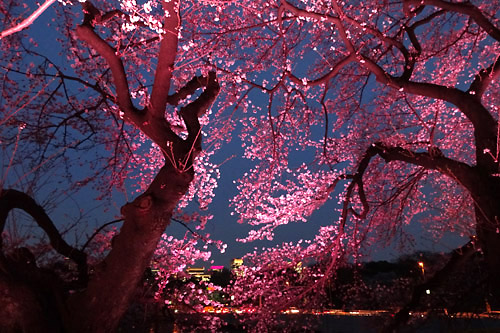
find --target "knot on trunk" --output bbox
[121,194,153,219]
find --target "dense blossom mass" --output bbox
[1,0,500,331]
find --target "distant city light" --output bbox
[418,261,425,275]
[210,265,224,271]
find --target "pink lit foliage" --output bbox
[83,225,225,329]
[204,0,500,326]
[230,227,346,331]
[1,0,232,330]
[1,0,228,241]
[211,0,499,242]
[151,234,224,316]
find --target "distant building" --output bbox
[231,258,243,270]
[295,262,303,274]
[186,267,210,281]
[231,258,244,276]
[150,260,160,274]
[209,265,224,272]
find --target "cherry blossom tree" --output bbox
[1,0,500,331]
[210,0,500,328]
[1,0,222,331]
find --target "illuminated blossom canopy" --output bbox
[1,0,499,331]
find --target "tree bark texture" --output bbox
[0,0,220,330]
[67,165,193,332]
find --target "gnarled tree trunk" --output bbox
[67,165,193,332]
[1,0,220,330]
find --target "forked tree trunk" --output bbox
[0,166,193,332]
[66,165,193,332]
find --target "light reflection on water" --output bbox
[174,313,500,332]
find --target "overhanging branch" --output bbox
[370,142,482,194]
[0,189,88,284]
[404,0,500,42]
[338,142,482,230]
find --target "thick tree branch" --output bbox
[150,0,180,117]
[75,2,184,156]
[0,189,88,284]
[75,23,138,122]
[167,74,213,106]
[279,1,354,53]
[156,71,219,170]
[368,142,492,204]
[360,56,497,141]
[76,18,182,153]
[339,142,487,223]
[405,0,500,42]
[468,54,500,99]
[180,71,219,120]
[74,2,220,174]
[179,71,220,163]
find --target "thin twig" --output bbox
[81,218,124,252]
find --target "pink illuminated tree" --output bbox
[1,0,500,331]
[1,0,222,331]
[214,0,500,329]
